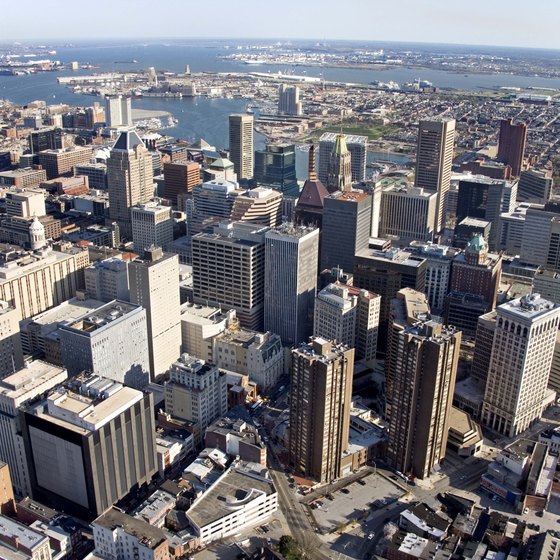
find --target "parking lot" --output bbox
[308,473,406,534]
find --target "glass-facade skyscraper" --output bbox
[254,143,299,198]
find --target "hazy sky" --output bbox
[1,0,559,50]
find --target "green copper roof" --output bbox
[332,133,349,156]
[467,233,488,253]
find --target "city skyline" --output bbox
[1,0,559,50]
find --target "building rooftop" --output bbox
[94,508,167,550]
[0,514,48,552]
[266,222,318,240]
[319,132,367,145]
[187,461,275,529]
[326,190,370,203]
[498,293,558,321]
[0,361,67,403]
[21,295,105,329]
[111,129,145,152]
[27,376,143,434]
[356,246,426,268]
[63,300,141,334]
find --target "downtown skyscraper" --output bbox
[414,118,455,234]
[229,114,254,181]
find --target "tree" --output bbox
[278,535,301,560]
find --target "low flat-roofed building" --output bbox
[186,461,277,545]
[446,407,483,457]
[156,429,194,478]
[399,503,450,541]
[0,514,51,560]
[92,507,169,560]
[133,489,176,528]
[205,417,266,465]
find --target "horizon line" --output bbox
[2,36,560,53]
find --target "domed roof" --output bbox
[467,233,487,253]
[29,215,45,234]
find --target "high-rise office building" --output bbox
[414,118,455,234]
[455,175,517,249]
[517,169,553,204]
[481,293,560,437]
[5,189,46,218]
[230,187,282,227]
[519,207,560,271]
[164,354,228,444]
[107,130,154,239]
[37,146,92,179]
[445,234,502,336]
[163,161,201,207]
[318,132,367,184]
[497,118,527,176]
[191,179,240,234]
[22,375,156,520]
[85,257,130,302]
[320,191,372,275]
[289,338,354,484]
[28,127,62,153]
[129,248,181,379]
[386,288,461,479]
[313,283,380,362]
[471,310,497,386]
[264,223,319,346]
[105,95,133,128]
[326,134,353,192]
[353,247,427,352]
[379,185,437,245]
[278,84,302,116]
[131,201,174,254]
[59,300,150,388]
[192,222,267,331]
[74,162,108,190]
[0,361,67,497]
[0,301,23,379]
[295,150,329,228]
[0,246,90,320]
[408,241,460,313]
[254,143,299,198]
[229,114,254,180]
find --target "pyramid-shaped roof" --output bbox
[191,138,212,149]
[112,129,144,152]
[297,177,329,209]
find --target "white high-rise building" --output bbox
[131,201,174,254]
[264,223,319,346]
[5,189,46,218]
[0,360,67,497]
[481,293,560,437]
[228,114,253,180]
[59,300,150,389]
[129,248,181,379]
[313,283,380,361]
[165,354,228,444]
[85,257,130,302]
[106,95,132,128]
[0,301,23,379]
